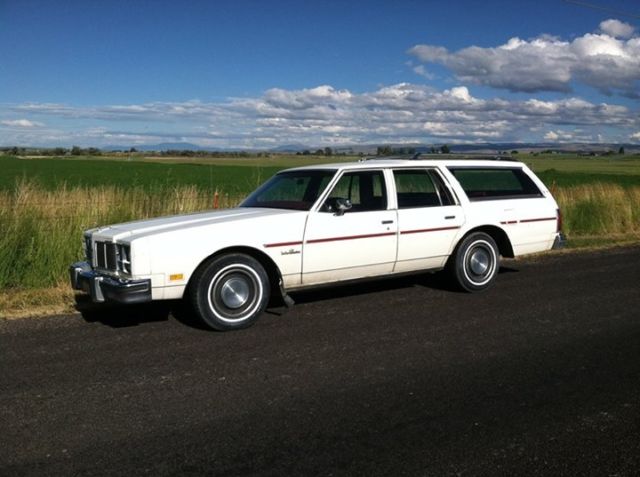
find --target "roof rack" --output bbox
[358,154,418,162]
[359,153,518,162]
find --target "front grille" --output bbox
[94,241,131,275]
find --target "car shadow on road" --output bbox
[277,265,519,307]
[74,294,209,330]
[287,273,437,306]
[75,265,520,328]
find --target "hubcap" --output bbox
[220,277,251,309]
[469,249,490,275]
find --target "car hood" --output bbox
[89,207,302,242]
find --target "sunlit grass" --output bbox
[2,179,639,291]
[0,179,242,289]
[554,184,640,236]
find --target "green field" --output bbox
[525,155,640,189]
[2,153,640,193]
[0,155,280,196]
[0,154,354,195]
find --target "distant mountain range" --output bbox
[103,142,217,152]
[91,141,638,154]
[268,143,312,152]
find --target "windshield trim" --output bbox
[239,169,338,211]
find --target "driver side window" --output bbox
[323,170,387,213]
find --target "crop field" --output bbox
[0,155,287,195]
[3,153,640,192]
[1,152,640,318]
[526,155,640,189]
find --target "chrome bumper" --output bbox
[69,261,152,304]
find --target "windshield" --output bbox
[240,169,337,210]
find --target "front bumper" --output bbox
[69,261,152,304]
[552,232,567,250]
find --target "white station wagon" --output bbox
[70,158,565,330]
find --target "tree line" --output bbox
[375,145,450,155]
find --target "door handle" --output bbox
[381,220,394,224]
[444,215,456,220]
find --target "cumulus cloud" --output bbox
[3,82,638,148]
[408,20,640,97]
[543,130,587,142]
[631,132,640,141]
[1,119,44,128]
[600,19,635,39]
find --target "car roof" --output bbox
[284,158,526,172]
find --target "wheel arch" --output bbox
[186,246,284,300]
[457,225,514,258]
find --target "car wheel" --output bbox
[190,253,270,331]
[449,232,500,292]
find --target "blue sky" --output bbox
[1,0,639,148]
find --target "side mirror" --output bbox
[324,197,352,216]
[334,198,352,216]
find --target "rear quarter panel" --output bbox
[440,164,559,257]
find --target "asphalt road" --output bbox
[1,246,640,476]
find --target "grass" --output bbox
[3,153,640,192]
[0,154,352,193]
[0,284,76,319]
[525,154,640,175]
[526,154,640,189]
[554,184,640,236]
[563,233,640,249]
[0,155,282,194]
[2,152,640,319]
[0,179,243,291]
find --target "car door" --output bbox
[393,168,464,272]
[302,169,398,285]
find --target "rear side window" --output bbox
[393,169,455,208]
[448,167,542,201]
[394,169,440,208]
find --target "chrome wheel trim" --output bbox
[220,277,251,309]
[206,263,263,323]
[462,239,497,286]
[469,249,490,275]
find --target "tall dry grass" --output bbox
[1,180,639,291]
[0,179,242,289]
[553,183,640,236]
